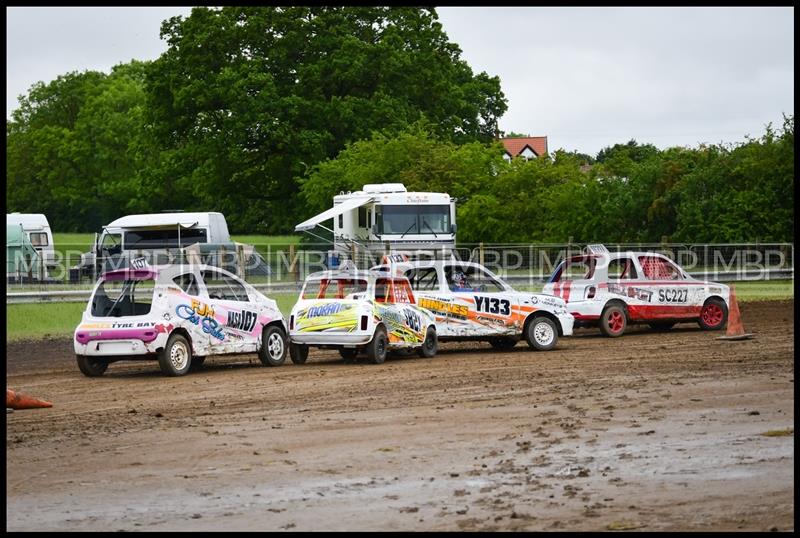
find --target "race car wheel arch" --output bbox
[156,327,193,355]
[418,326,438,358]
[524,311,562,337]
[290,343,309,364]
[367,324,388,364]
[599,301,628,338]
[76,354,109,377]
[524,315,559,351]
[698,296,728,331]
[158,332,193,376]
[258,322,288,367]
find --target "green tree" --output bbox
[7,63,156,231]
[145,6,507,233]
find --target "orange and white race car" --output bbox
[542,245,731,337]
[372,259,573,351]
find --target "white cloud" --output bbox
[6,6,794,156]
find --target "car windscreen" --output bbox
[302,278,368,299]
[91,278,155,317]
[124,228,208,249]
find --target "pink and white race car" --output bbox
[542,245,731,337]
[74,263,288,376]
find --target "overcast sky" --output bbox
[6,6,794,155]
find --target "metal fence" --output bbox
[6,241,793,303]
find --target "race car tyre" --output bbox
[648,322,675,331]
[698,298,728,331]
[525,316,558,351]
[489,337,518,350]
[339,348,358,362]
[599,304,627,338]
[190,356,206,370]
[76,354,108,377]
[158,333,193,376]
[367,326,388,364]
[418,327,438,358]
[290,343,309,364]
[259,325,288,367]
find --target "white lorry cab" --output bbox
[6,213,57,273]
[295,184,457,261]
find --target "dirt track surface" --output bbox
[6,300,795,531]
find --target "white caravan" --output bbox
[295,184,457,261]
[6,213,57,273]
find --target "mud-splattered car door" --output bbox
[199,268,261,354]
[444,264,518,337]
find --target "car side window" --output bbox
[445,265,504,293]
[203,270,250,301]
[173,273,200,296]
[404,268,440,291]
[608,258,638,279]
[638,256,682,280]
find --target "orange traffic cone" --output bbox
[716,285,754,341]
[6,388,53,410]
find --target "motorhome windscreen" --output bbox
[377,205,450,235]
[91,278,155,317]
[124,228,208,249]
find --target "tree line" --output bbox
[6,7,794,243]
[301,116,794,244]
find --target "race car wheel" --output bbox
[418,327,438,358]
[599,304,627,337]
[158,333,192,376]
[367,326,388,364]
[525,316,558,351]
[489,337,518,350]
[698,298,728,331]
[290,343,309,364]
[76,354,108,377]
[648,322,675,331]
[259,325,288,367]
[339,348,358,362]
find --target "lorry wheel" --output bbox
[525,316,558,351]
[599,304,627,337]
[290,343,309,364]
[489,337,518,350]
[418,327,438,358]
[259,325,287,366]
[158,333,192,376]
[367,326,388,364]
[339,348,358,362]
[698,298,728,331]
[76,354,108,377]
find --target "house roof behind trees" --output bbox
[500,136,548,158]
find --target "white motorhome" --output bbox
[295,184,457,261]
[75,212,233,279]
[6,213,57,272]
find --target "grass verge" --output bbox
[6,293,299,342]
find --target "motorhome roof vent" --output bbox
[362,183,407,194]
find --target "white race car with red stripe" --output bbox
[372,260,573,351]
[542,245,731,337]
